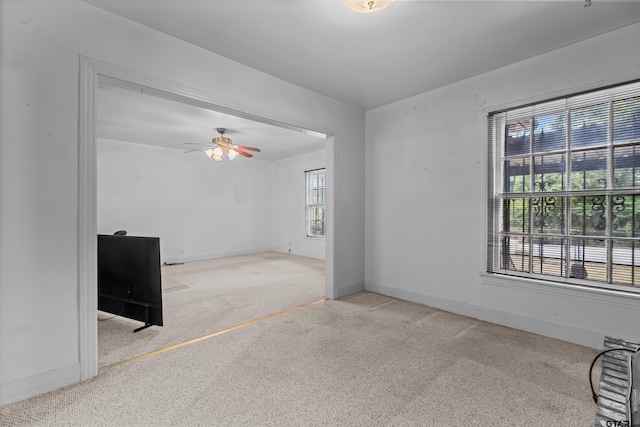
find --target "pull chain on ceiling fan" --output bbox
[184,128,261,163]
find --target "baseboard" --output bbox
[271,246,326,260]
[365,281,485,318]
[0,363,80,406]
[365,280,604,348]
[479,306,604,348]
[271,248,325,261]
[162,247,274,265]
[334,281,365,299]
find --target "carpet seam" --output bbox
[100,297,328,371]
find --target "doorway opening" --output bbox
[80,57,336,379]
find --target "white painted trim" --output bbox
[97,75,330,139]
[78,58,98,381]
[78,56,337,382]
[481,71,640,300]
[365,280,485,319]
[479,307,604,349]
[479,95,491,276]
[163,248,276,265]
[0,363,80,406]
[484,70,640,115]
[481,273,640,310]
[336,281,365,299]
[325,136,336,300]
[271,248,326,261]
[365,279,605,348]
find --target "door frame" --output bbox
[78,56,336,380]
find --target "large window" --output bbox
[488,81,640,292]
[306,168,326,238]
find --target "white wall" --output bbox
[272,150,326,259]
[0,0,82,404]
[97,139,273,263]
[366,22,640,348]
[0,0,364,405]
[10,0,636,407]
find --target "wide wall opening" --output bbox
[80,58,335,377]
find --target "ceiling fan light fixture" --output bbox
[189,128,260,163]
[204,147,215,159]
[210,146,224,161]
[344,0,394,13]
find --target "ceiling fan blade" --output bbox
[184,142,210,145]
[237,145,261,152]
[184,148,206,153]
[236,150,253,158]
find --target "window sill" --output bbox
[304,235,325,240]
[481,272,640,309]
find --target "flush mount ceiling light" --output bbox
[344,0,394,13]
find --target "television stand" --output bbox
[129,299,155,333]
[133,323,153,333]
[98,293,160,333]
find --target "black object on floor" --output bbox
[98,234,164,333]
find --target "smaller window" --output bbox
[306,169,326,238]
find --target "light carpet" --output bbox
[0,289,599,426]
[98,251,325,367]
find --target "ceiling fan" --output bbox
[184,128,261,162]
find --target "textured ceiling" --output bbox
[85,0,640,110]
[88,0,640,159]
[97,82,327,161]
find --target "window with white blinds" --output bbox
[487,80,640,292]
[306,168,326,238]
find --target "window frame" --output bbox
[305,168,326,239]
[487,80,640,294]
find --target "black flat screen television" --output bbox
[97,234,163,332]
